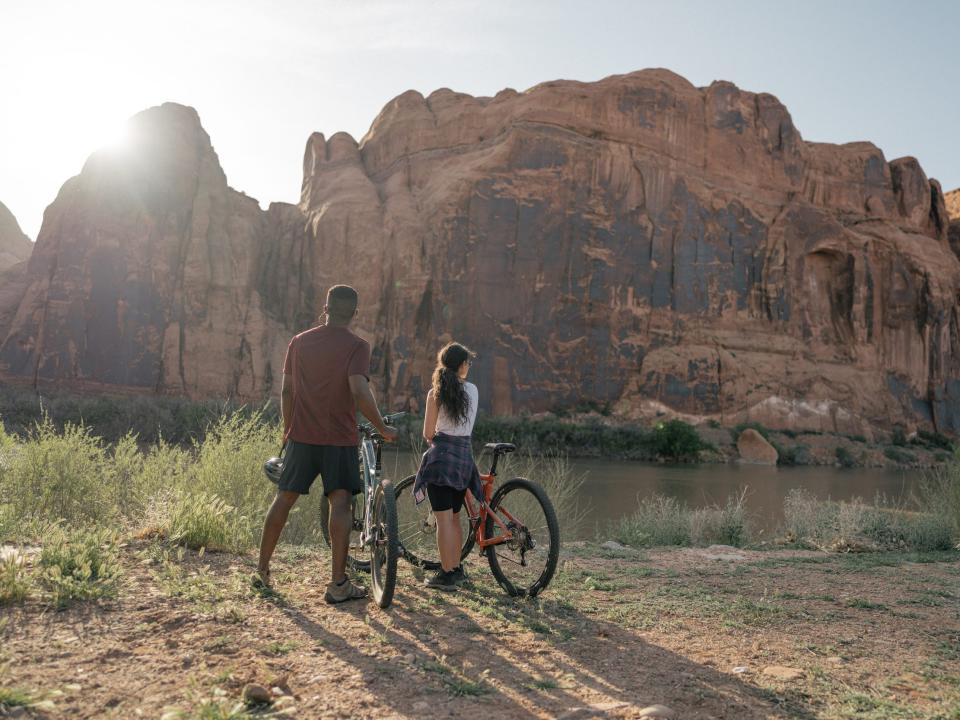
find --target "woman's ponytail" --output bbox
[431,342,474,425]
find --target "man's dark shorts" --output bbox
[279,440,362,496]
[427,484,467,513]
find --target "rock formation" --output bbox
[947,188,960,261]
[736,428,779,465]
[0,201,32,271]
[1,71,959,436]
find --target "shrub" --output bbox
[918,463,960,540]
[892,427,908,447]
[884,446,916,465]
[731,422,771,441]
[611,492,752,548]
[774,443,809,466]
[0,554,32,605]
[690,491,750,547]
[917,430,954,452]
[1,417,113,532]
[145,490,252,552]
[39,527,122,608]
[496,452,588,536]
[835,446,857,468]
[648,419,704,461]
[782,489,954,551]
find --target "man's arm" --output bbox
[280,372,294,438]
[348,375,398,441]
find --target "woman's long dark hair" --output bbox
[431,342,475,426]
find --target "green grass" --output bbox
[0,686,35,709]
[263,640,298,656]
[846,598,888,610]
[38,527,122,609]
[0,554,31,605]
[610,491,750,548]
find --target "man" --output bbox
[256,284,398,603]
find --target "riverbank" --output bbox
[2,540,957,718]
[0,384,954,469]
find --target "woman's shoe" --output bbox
[424,570,458,592]
[450,565,469,586]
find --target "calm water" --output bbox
[382,451,922,540]
[570,460,920,539]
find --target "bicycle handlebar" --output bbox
[359,411,407,437]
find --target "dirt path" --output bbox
[2,542,958,719]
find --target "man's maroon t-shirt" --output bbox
[282,325,371,446]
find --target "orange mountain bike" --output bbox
[394,442,560,597]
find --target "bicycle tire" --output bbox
[394,474,475,570]
[371,480,399,609]
[485,478,560,598]
[319,492,371,573]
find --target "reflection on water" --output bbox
[380,449,922,541]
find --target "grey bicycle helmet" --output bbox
[263,454,283,485]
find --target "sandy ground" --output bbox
[1,541,958,719]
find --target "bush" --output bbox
[782,489,954,551]
[884,446,916,465]
[917,430,954,452]
[495,452,587,536]
[892,427,908,447]
[918,463,960,541]
[731,422,771,442]
[0,554,32,605]
[835,446,857,468]
[690,491,750,547]
[39,527,122,608]
[1,417,113,532]
[774,443,810,466]
[145,490,252,552]
[648,419,705,461]
[612,492,751,548]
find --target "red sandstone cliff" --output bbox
[0,201,31,271]
[1,71,958,435]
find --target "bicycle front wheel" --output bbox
[371,480,399,609]
[395,474,474,570]
[485,478,560,597]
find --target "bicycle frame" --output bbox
[463,455,520,550]
[357,430,381,547]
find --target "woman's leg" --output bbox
[434,509,461,572]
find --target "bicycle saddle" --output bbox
[484,442,516,453]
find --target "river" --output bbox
[382,450,924,540]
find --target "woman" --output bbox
[413,342,482,591]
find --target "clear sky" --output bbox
[2,0,957,240]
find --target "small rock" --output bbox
[600,540,625,551]
[403,653,416,664]
[732,666,749,674]
[413,701,430,711]
[242,684,272,705]
[762,665,804,681]
[63,683,83,691]
[270,686,286,696]
[826,656,843,664]
[638,706,676,719]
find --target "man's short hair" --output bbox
[326,284,359,321]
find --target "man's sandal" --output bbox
[324,578,368,604]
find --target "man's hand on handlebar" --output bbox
[378,425,399,443]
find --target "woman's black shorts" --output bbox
[427,484,467,513]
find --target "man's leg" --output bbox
[257,490,300,582]
[327,488,353,584]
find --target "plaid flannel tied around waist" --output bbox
[413,432,483,506]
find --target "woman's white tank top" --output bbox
[435,382,478,436]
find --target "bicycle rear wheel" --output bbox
[394,474,474,569]
[485,478,560,597]
[319,457,371,572]
[371,480,399,608]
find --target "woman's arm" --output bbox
[422,389,440,444]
